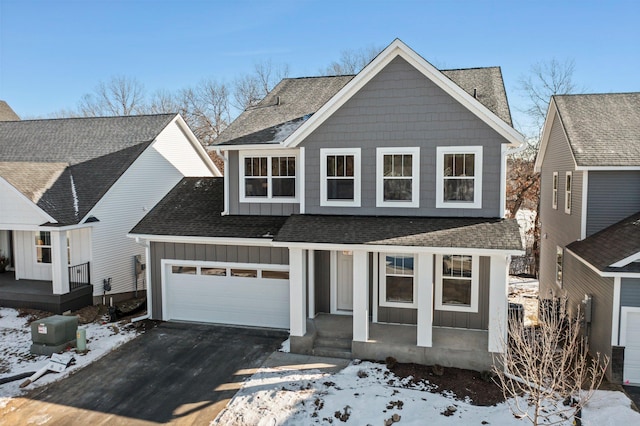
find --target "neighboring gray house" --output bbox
[130,39,525,371]
[535,93,640,385]
[0,113,220,313]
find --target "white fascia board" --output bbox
[172,114,222,177]
[0,223,92,232]
[566,247,640,278]
[271,240,524,256]
[283,39,524,149]
[534,100,557,172]
[0,175,57,224]
[126,233,275,247]
[611,252,640,268]
[575,165,640,171]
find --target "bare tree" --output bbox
[179,79,231,145]
[321,45,382,76]
[77,75,147,116]
[233,60,290,111]
[494,297,608,425]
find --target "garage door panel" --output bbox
[165,263,290,329]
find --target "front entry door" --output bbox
[336,251,353,312]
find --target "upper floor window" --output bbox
[552,172,558,210]
[320,148,361,207]
[435,254,479,313]
[376,147,420,208]
[240,153,298,203]
[564,171,572,214]
[436,146,483,209]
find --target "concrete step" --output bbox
[313,346,352,359]
[316,328,353,340]
[314,336,352,350]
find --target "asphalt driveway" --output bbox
[0,321,288,425]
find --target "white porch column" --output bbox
[417,252,433,347]
[488,254,510,353]
[352,250,369,342]
[289,247,306,336]
[51,230,69,295]
[307,249,315,319]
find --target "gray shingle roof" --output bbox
[0,114,176,225]
[567,211,640,273]
[216,64,514,146]
[554,93,640,167]
[217,76,354,145]
[274,215,523,251]
[0,101,20,121]
[130,177,287,238]
[441,67,512,126]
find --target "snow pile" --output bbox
[0,307,138,401]
[214,359,640,425]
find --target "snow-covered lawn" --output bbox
[214,357,640,425]
[0,307,137,404]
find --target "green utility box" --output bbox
[30,315,78,356]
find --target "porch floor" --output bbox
[306,313,492,371]
[0,271,93,314]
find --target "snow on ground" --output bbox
[509,275,539,326]
[0,307,137,404]
[214,359,640,425]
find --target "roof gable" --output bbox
[283,39,523,148]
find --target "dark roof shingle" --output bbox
[554,93,640,167]
[567,211,640,273]
[0,114,176,224]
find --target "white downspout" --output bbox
[132,236,152,323]
[216,148,229,216]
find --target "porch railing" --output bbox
[69,262,91,290]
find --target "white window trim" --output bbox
[320,148,361,207]
[564,171,572,214]
[376,147,420,208]
[436,146,483,209]
[239,150,299,203]
[434,254,479,313]
[556,246,563,287]
[552,172,558,210]
[379,253,417,308]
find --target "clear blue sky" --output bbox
[0,0,638,134]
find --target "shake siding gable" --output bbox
[539,112,583,295]
[89,121,215,296]
[587,171,640,237]
[299,57,504,217]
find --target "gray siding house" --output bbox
[130,40,525,371]
[535,93,640,384]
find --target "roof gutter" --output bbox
[215,147,229,215]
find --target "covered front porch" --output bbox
[0,270,93,313]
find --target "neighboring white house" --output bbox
[0,112,220,313]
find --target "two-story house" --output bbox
[130,39,524,371]
[535,93,640,384]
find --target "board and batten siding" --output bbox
[301,56,504,218]
[13,230,52,281]
[149,242,289,319]
[228,150,300,216]
[89,120,215,297]
[539,112,583,297]
[563,250,614,377]
[586,171,640,237]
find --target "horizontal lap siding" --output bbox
[563,251,613,374]
[539,113,583,297]
[621,278,640,308]
[150,242,289,319]
[301,56,504,217]
[587,171,640,236]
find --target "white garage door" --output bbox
[163,261,290,329]
[622,308,640,385]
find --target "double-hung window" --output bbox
[35,231,52,264]
[376,147,420,208]
[380,254,416,308]
[240,153,297,202]
[552,172,558,210]
[556,246,563,285]
[320,148,361,207]
[564,171,572,214]
[435,254,479,312]
[436,146,483,209]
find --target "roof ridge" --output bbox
[441,66,501,72]
[5,113,176,124]
[282,75,356,81]
[554,92,640,98]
